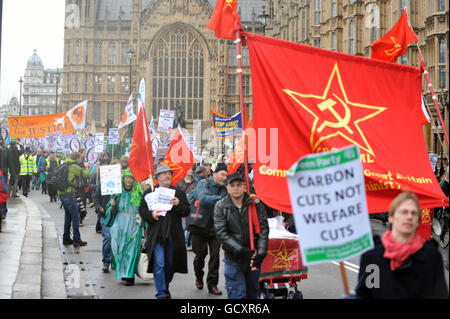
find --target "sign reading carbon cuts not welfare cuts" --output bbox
[287,145,373,265]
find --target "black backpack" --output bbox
[50,162,78,192]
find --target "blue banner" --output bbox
[212,110,243,139]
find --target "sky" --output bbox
[1,0,65,106]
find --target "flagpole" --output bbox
[416,44,449,149]
[235,29,254,251]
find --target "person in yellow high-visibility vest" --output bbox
[19,147,37,197]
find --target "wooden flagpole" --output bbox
[416,44,449,150]
[339,262,350,296]
[235,29,254,250]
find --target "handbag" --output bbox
[186,179,211,235]
[136,253,153,280]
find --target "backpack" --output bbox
[50,162,78,192]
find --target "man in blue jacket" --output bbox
[190,163,228,295]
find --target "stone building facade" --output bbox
[22,49,63,116]
[62,0,265,137]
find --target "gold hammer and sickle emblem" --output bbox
[317,93,354,135]
[384,36,402,56]
[223,0,235,10]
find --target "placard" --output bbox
[108,128,120,145]
[287,145,373,265]
[157,109,175,133]
[100,164,122,195]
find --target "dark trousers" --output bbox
[48,184,57,201]
[20,175,31,195]
[191,233,221,290]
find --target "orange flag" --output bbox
[371,8,418,63]
[206,0,242,39]
[163,127,196,186]
[128,105,154,182]
[227,119,255,174]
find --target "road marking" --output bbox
[331,261,360,273]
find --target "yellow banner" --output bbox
[7,113,75,138]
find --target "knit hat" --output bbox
[214,163,228,173]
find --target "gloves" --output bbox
[240,247,255,260]
[251,254,265,268]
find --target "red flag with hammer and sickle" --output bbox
[371,8,418,63]
[245,33,448,214]
[207,0,242,39]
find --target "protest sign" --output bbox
[428,153,438,172]
[100,164,122,195]
[95,133,105,152]
[157,109,175,132]
[287,145,373,265]
[69,134,81,152]
[108,128,120,145]
[1,126,10,144]
[86,147,98,166]
[83,136,95,149]
[211,110,244,139]
[7,113,74,138]
[60,134,71,153]
[144,187,176,215]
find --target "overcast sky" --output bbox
[1,0,65,106]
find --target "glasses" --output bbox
[397,209,419,217]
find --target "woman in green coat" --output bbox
[106,168,144,286]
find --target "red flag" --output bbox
[206,0,242,39]
[245,33,448,214]
[129,106,154,182]
[163,127,196,186]
[371,9,418,63]
[416,208,432,240]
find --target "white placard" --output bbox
[157,109,175,133]
[95,133,105,152]
[108,128,120,145]
[144,187,176,215]
[100,164,122,196]
[429,153,438,172]
[287,145,373,265]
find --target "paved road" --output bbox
[30,190,448,299]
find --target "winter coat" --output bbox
[139,185,190,274]
[57,158,90,195]
[214,193,269,265]
[7,144,23,175]
[355,235,449,299]
[175,176,198,194]
[0,146,8,176]
[190,176,227,237]
[94,184,111,217]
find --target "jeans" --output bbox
[153,241,174,299]
[100,216,111,266]
[60,193,81,242]
[224,258,260,299]
[8,174,18,196]
[1,203,7,218]
[31,174,40,190]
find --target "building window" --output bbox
[121,42,128,65]
[226,103,236,117]
[75,41,80,64]
[107,103,115,122]
[227,74,236,95]
[242,47,250,66]
[228,43,237,67]
[439,39,446,63]
[108,43,116,65]
[314,0,321,25]
[67,42,70,64]
[438,0,445,11]
[349,20,355,54]
[94,42,102,65]
[372,27,378,43]
[243,74,251,96]
[401,0,407,11]
[85,0,90,18]
[84,41,89,64]
[291,22,296,42]
[314,39,321,48]
[94,74,102,93]
[332,32,336,50]
[401,55,407,64]
[84,73,88,93]
[439,67,446,88]
[332,2,337,17]
[121,74,129,93]
[151,26,205,120]
[74,73,79,93]
[302,11,306,41]
[107,74,115,93]
[93,102,101,122]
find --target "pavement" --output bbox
[0,194,66,299]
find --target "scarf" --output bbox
[382,230,426,271]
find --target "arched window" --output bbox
[151,27,205,120]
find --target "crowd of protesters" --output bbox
[0,137,448,299]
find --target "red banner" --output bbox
[245,33,448,214]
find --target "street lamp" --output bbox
[257,6,270,35]
[55,69,60,113]
[127,47,135,96]
[18,77,24,116]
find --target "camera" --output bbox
[77,196,87,219]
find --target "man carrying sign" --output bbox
[139,164,190,299]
